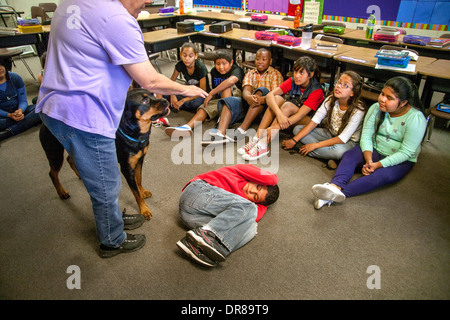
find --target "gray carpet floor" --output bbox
[0,55,448,300]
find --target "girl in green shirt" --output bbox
[311,77,427,209]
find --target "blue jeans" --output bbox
[179,180,258,255]
[39,113,126,247]
[0,104,41,135]
[293,125,357,160]
[164,95,204,113]
[218,87,270,127]
[331,145,415,198]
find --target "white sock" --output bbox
[237,127,247,134]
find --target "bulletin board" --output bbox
[302,0,324,24]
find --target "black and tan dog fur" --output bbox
[39,88,169,220]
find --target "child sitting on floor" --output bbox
[165,49,244,138]
[282,71,366,170]
[239,56,324,160]
[312,76,426,209]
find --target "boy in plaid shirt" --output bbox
[202,48,283,145]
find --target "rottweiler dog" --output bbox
[39,88,169,220]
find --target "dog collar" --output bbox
[118,128,147,143]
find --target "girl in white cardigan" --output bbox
[281,71,366,169]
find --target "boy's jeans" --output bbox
[40,113,126,248]
[179,179,258,254]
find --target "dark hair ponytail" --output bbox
[292,56,321,82]
[376,77,421,133]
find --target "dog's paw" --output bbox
[142,190,152,198]
[58,191,71,200]
[142,209,152,220]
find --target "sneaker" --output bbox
[242,143,269,161]
[165,124,192,137]
[187,227,227,262]
[201,133,233,146]
[233,128,247,142]
[176,237,217,267]
[237,136,258,155]
[312,183,346,203]
[153,117,170,127]
[98,233,146,258]
[208,128,219,136]
[122,208,145,230]
[314,198,333,210]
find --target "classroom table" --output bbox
[273,40,356,85]
[0,29,46,57]
[417,59,450,109]
[183,11,250,29]
[340,29,450,59]
[398,35,450,60]
[137,13,176,30]
[334,46,437,90]
[219,28,273,62]
[142,28,196,54]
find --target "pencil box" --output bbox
[375,49,411,68]
[251,14,268,22]
[322,25,345,35]
[184,19,205,32]
[374,27,400,42]
[266,28,289,36]
[437,103,450,113]
[255,31,279,41]
[159,7,174,14]
[17,18,41,26]
[402,35,431,46]
[209,21,233,34]
[276,35,302,47]
[176,21,195,33]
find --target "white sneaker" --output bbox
[314,198,333,210]
[312,183,346,202]
[238,136,258,155]
[242,143,269,161]
[201,133,233,146]
[165,124,192,137]
[153,117,170,127]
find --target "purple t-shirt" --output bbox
[36,0,149,138]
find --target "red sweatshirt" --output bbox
[184,164,279,222]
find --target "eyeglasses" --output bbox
[335,80,353,90]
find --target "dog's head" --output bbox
[122,88,169,134]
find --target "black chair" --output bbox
[0,48,37,81]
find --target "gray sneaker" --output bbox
[187,227,228,262]
[176,237,217,267]
[99,233,146,258]
[122,208,145,230]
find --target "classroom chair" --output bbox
[38,3,57,21]
[148,51,162,73]
[0,48,37,81]
[425,103,450,142]
[31,6,50,25]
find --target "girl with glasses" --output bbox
[282,71,366,170]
